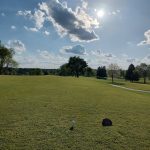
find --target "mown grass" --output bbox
[110,78,150,91]
[0,76,150,150]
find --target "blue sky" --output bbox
[0,0,150,69]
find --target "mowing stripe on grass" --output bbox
[112,84,150,94]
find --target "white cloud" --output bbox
[43,30,50,36]
[46,0,99,42]
[24,26,38,32]
[37,50,67,65]
[61,45,86,55]
[17,9,46,30]
[15,50,67,69]
[37,50,51,59]
[17,0,99,42]
[62,1,67,8]
[33,9,45,29]
[140,55,150,64]
[112,11,116,15]
[108,9,121,16]
[7,40,26,54]
[75,6,99,29]
[117,10,120,13]
[84,50,141,69]
[38,2,49,15]
[11,25,16,30]
[59,47,143,69]
[13,47,150,69]
[17,10,32,16]
[1,12,5,17]
[81,0,88,9]
[15,55,39,68]
[138,29,150,46]
[126,58,136,63]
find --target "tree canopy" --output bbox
[59,63,72,76]
[96,66,107,79]
[125,64,140,82]
[84,67,95,77]
[0,41,18,74]
[67,56,87,77]
[136,63,148,84]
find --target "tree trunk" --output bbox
[144,77,146,84]
[76,72,79,78]
[0,61,4,75]
[112,74,114,84]
[0,66,3,75]
[75,70,79,78]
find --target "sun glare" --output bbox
[97,10,105,18]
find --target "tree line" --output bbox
[1,41,150,84]
[59,56,150,84]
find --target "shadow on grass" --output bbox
[108,81,125,86]
[133,81,150,85]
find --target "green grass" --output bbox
[0,76,150,150]
[111,79,150,91]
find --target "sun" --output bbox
[97,10,105,18]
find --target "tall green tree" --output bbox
[148,65,150,80]
[84,67,94,77]
[136,63,148,84]
[132,69,140,81]
[120,69,126,79]
[96,66,107,79]
[125,64,135,82]
[0,41,18,74]
[125,64,140,82]
[59,63,72,76]
[67,56,87,78]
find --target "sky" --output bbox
[0,0,150,69]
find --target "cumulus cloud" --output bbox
[75,7,99,29]
[46,0,99,42]
[11,25,16,30]
[140,55,150,64]
[43,30,50,36]
[81,0,88,9]
[104,53,114,58]
[24,26,38,32]
[17,10,32,16]
[138,29,150,46]
[61,45,86,55]
[91,50,115,58]
[33,9,45,29]
[7,40,26,54]
[126,58,136,63]
[38,2,49,15]
[15,55,37,67]
[17,0,99,42]
[17,9,45,30]
[13,46,150,69]
[37,50,66,65]
[59,47,141,69]
[86,50,141,69]
[15,50,67,68]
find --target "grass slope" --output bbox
[0,76,150,150]
[111,79,150,91]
